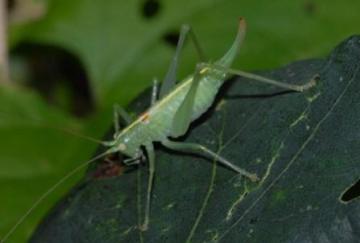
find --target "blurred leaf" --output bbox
[0,85,100,242]
[9,0,360,107]
[31,35,360,242]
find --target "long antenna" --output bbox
[0,150,111,243]
[49,125,104,145]
[0,111,104,145]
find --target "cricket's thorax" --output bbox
[113,67,227,158]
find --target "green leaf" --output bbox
[9,0,360,107]
[30,36,360,242]
[0,85,100,242]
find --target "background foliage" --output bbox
[0,0,359,242]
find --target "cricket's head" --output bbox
[104,134,143,161]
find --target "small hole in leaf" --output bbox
[142,0,161,19]
[303,1,317,16]
[10,43,94,117]
[340,179,360,203]
[163,31,180,47]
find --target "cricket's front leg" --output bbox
[140,143,156,231]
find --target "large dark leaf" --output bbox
[28,36,360,242]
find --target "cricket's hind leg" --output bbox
[207,63,319,92]
[170,63,203,137]
[159,24,207,98]
[161,138,259,182]
[163,60,259,180]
